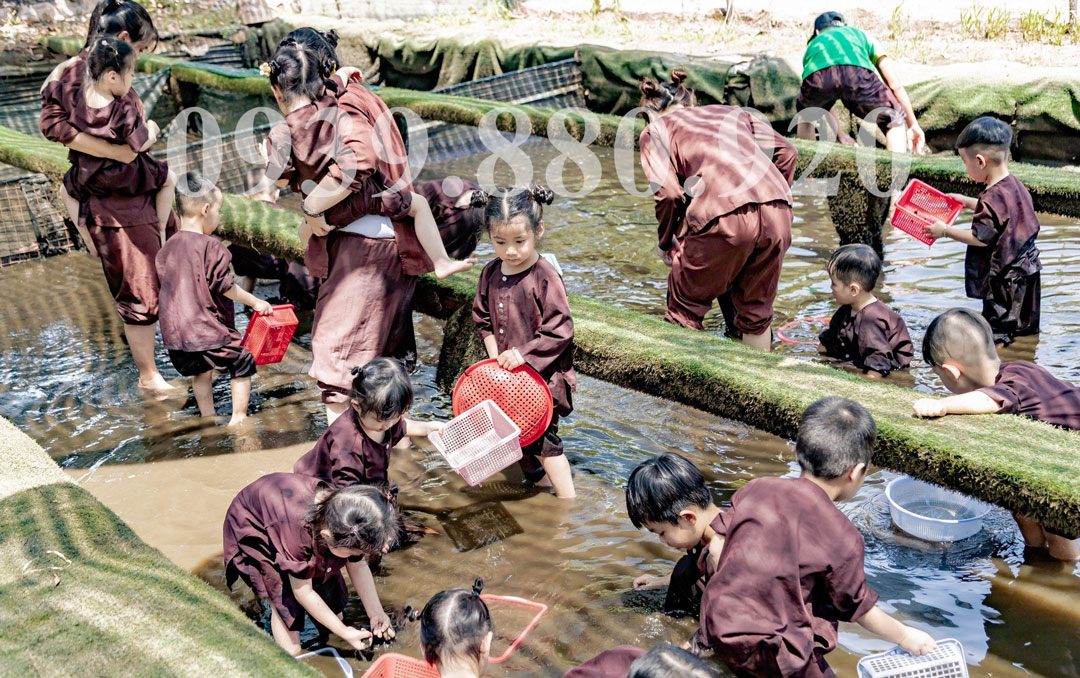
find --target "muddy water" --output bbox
[0,143,1079,676]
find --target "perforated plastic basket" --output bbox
[891,179,965,246]
[886,477,992,543]
[452,359,554,446]
[297,647,353,678]
[481,594,548,663]
[857,638,968,678]
[240,304,298,365]
[361,653,439,678]
[429,400,523,486]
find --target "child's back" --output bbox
[156,230,239,352]
[695,476,876,674]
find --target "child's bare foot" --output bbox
[433,258,477,279]
[227,414,248,429]
[138,375,177,392]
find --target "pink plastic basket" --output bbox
[891,179,964,246]
[361,653,438,678]
[240,304,298,365]
[429,400,523,486]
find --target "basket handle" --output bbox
[480,594,548,663]
[297,646,354,678]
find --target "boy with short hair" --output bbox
[818,244,913,379]
[156,172,273,427]
[635,399,935,677]
[925,117,1041,346]
[796,11,924,153]
[913,308,1080,561]
[626,453,724,616]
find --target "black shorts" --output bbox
[519,416,564,484]
[796,64,906,136]
[168,342,256,378]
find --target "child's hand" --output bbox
[339,625,373,651]
[633,574,665,590]
[898,626,937,656]
[335,66,363,83]
[913,398,948,418]
[369,610,396,640]
[252,299,274,316]
[923,221,947,240]
[496,348,525,371]
[306,213,332,237]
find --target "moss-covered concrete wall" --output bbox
[0,417,317,678]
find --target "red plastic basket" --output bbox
[240,304,298,365]
[452,359,554,447]
[361,653,438,678]
[891,179,964,246]
[481,594,548,663]
[776,317,832,345]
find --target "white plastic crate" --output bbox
[886,477,992,543]
[857,639,968,678]
[429,400,522,486]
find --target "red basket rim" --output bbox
[239,303,296,346]
[360,652,438,678]
[776,317,832,345]
[451,359,554,446]
[479,594,548,663]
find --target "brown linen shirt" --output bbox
[639,104,797,252]
[966,174,1041,299]
[818,300,913,375]
[979,361,1080,431]
[472,257,576,414]
[155,230,238,352]
[562,646,647,678]
[293,408,407,486]
[694,477,879,677]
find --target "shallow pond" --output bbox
[0,141,1078,677]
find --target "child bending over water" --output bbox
[471,186,577,498]
[420,579,494,678]
[223,474,399,655]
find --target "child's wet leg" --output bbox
[228,375,251,427]
[269,607,302,656]
[192,370,215,417]
[540,455,576,499]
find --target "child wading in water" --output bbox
[223,474,399,655]
[156,173,272,426]
[420,579,494,678]
[54,36,175,252]
[471,186,577,498]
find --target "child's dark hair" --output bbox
[307,483,399,555]
[349,357,414,421]
[420,578,494,668]
[828,244,880,292]
[84,0,158,51]
[639,69,696,121]
[629,643,716,678]
[279,28,340,81]
[267,41,327,104]
[626,453,712,528]
[470,185,554,235]
[86,36,137,82]
[796,397,875,479]
[955,116,1012,162]
[174,171,221,217]
[922,307,997,368]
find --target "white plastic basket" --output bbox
[886,477,992,543]
[297,647,353,678]
[429,400,522,486]
[857,638,968,678]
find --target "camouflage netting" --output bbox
[0,418,317,678]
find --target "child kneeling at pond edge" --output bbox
[223,473,399,655]
[471,185,577,499]
[155,172,273,427]
[420,579,494,678]
[818,244,913,379]
[914,308,1080,561]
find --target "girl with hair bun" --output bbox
[471,186,577,498]
[223,473,400,655]
[638,69,798,351]
[419,579,494,678]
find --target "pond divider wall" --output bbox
[0,416,318,677]
[4,125,1078,534]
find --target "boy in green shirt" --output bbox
[796,11,925,154]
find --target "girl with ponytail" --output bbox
[637,68,798,351]
[471,186,577,498]
[223,473,400,654]
[420,579,494,677]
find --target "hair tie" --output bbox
[258,62,272,77]
[350,365,362,376]
[471,577,484,597]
